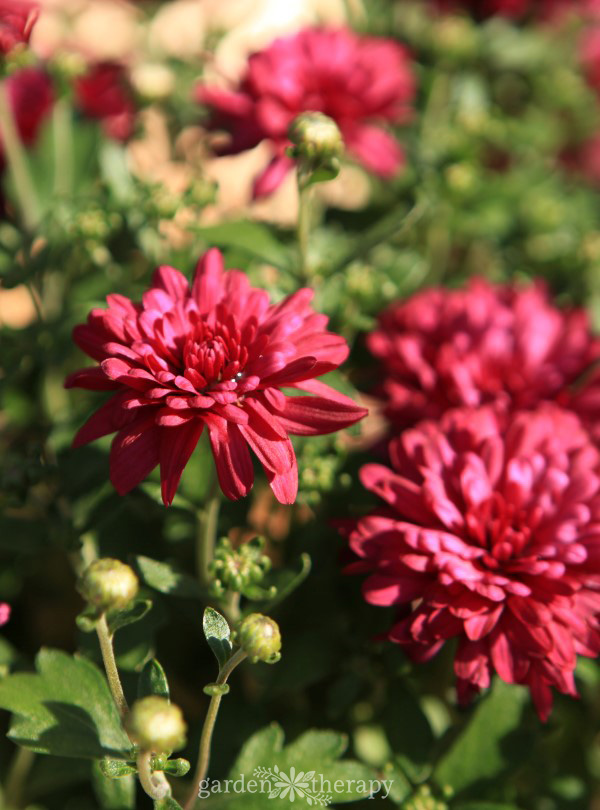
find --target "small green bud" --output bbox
[288,112,343,168]
[125,696,187,753]
[238,613,281,664]
[79,558,139,612]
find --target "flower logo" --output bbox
[253,765,332,805]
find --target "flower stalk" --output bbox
[184,648,247,810]
[0,79,40,230]
[96,613,129,719]
[136,750,171,801]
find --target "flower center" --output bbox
[466,493,531,568]
[182,318,248,386]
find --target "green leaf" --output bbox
[454,804,525,810]
[383,680,434,783]
[203,607,232,670]
[154,799,184,810]
[195,220,292,269]
[302,159,340,188]
[138,659,170,701]
[92,760,135,809]
[0,649,132,759]
[202,723,379,808]
[433,680,528,795]
[107,599,153,635]
[135,555,206,599]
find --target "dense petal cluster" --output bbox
[0,0,37,55]
[66,249,367,505]
[197,27,416,198]
[74,62,136,142]
[367,278,600,430]
[348,406,600,720]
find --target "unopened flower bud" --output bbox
[289,112,343,163]
[79,558,139,612]
[238,613,281,664]
[125,696,186,753]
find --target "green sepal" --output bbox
[75,605,101,633]
[107,598,153,635]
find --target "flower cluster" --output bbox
[352,278,600,719]
[66,248,367,506]
[197,27,416,198]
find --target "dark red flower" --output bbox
[5,67,52,147]
[74,62,136,142]
[65,249,367,505]
[0,0,38,55]
[348,405,600,720]
[196,27,416,198]
[367,278,600,430]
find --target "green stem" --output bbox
[196,488,221,587]
[4,745,35,808]
[184,648,248,810]
[0,80,41,231]
[96,613,128,719]
[137,750,171,801]
[297,171,313,280]
[52,98,73,198]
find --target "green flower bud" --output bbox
[289,112,344,162]
[79,558,139,612]
[237,613,281,664]
[125,696,187,753]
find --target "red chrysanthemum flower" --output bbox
[74,62,136,142]
[0,603,9,626]
[0,0,37,55]
[65,249,367,505]
[367,278,600,431]
[196,27,416,198]
[347,405,600,720]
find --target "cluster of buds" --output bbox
[208,537,275,601]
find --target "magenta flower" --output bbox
[0,0,38,55]
[0,603,9,626]
[196,27,416,198]
[367,278,600,431]
[348,405,600,720]
[65,249,367,505]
